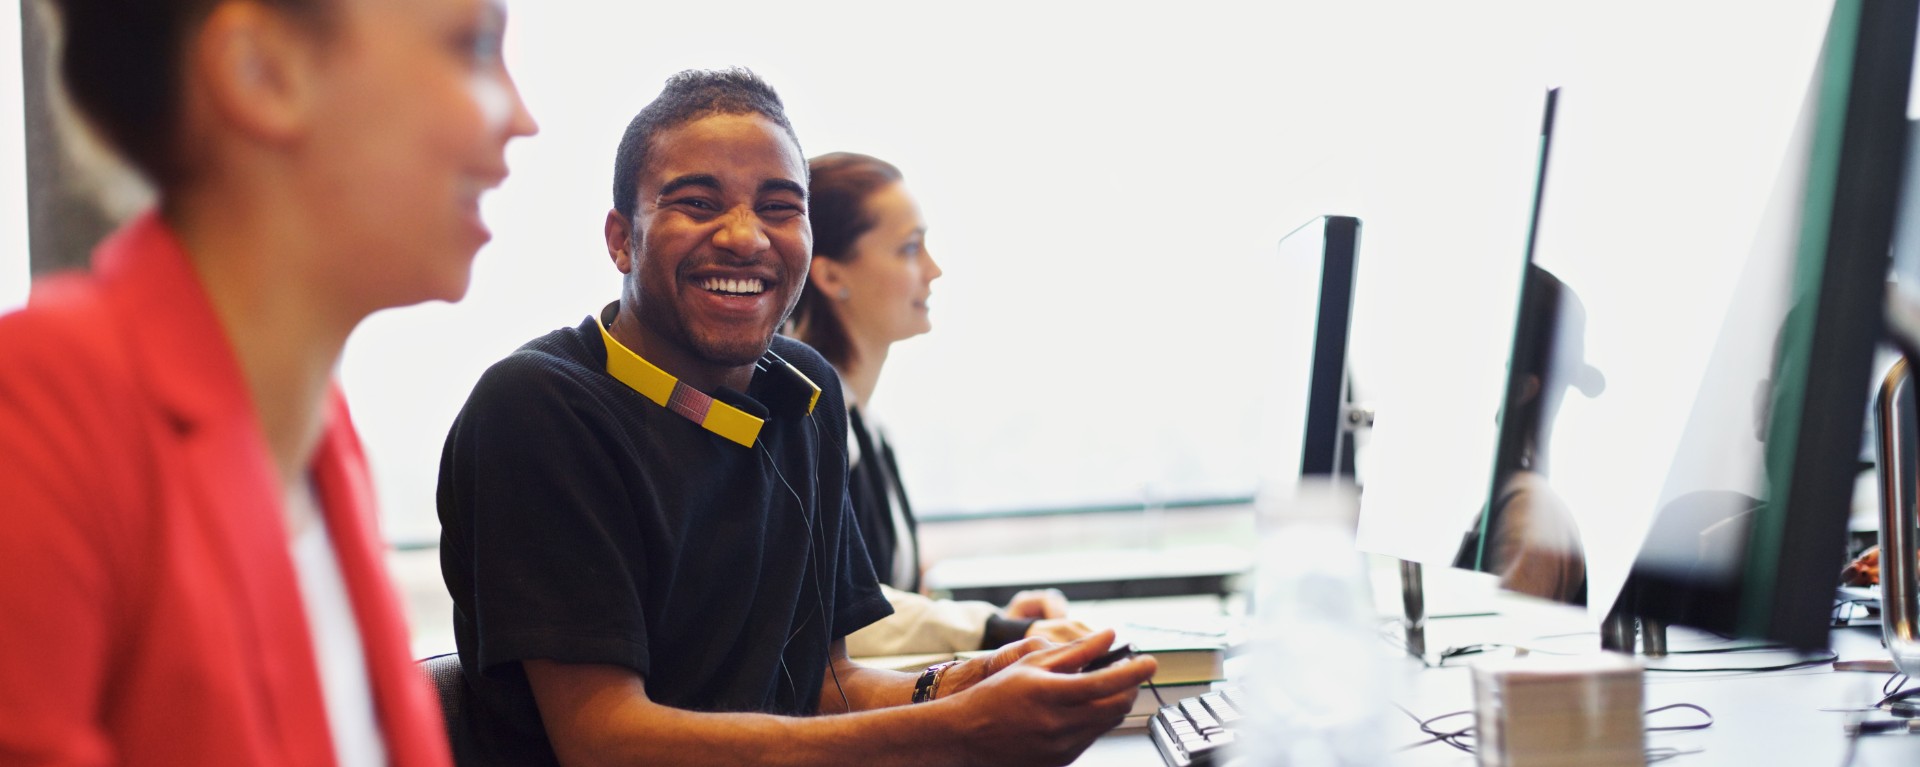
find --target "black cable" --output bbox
[1392,703,1474,753]
[1644,651,1837,674]
[1644,703,1714,731]
[1436,643,1504,665]
[1429,637,1834,673]
[1883,672,1908,698]
[1665,643,1790,655]
[762,416,850,714]
[1395,701,1716,759]
[1875,679,1920,708]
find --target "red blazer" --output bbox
[0,213,452,767]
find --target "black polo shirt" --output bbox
[438,318,891,766]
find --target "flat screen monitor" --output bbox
[1569,0,1911,650]
[1297,216,1361,480]
[1455,90,1588,605]
[1353,93,1554,570]
[1254,216,1361,491]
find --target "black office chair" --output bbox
[417,652,480,765]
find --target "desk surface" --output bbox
[1070,591,1920,766]
[925,546,1253,603]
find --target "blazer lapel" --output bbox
[310,390,453,767]
[96,213,336,767]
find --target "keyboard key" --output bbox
[1200,692,1241,724]
[1180,698,1222,733]
[1149,684,1249,767]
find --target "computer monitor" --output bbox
[1583,0,1911,650]
[1292,216,1362,480]
[1353,94,1555,573]
[1454,90,1590,605]
[1878,91,1920,680]
[1253,216,1363,493]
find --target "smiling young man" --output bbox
[437,69,1156,767]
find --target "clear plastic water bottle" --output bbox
[1230,478,1391,767]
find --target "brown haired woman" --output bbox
[788,152,1091,656]
[0,0,536,764]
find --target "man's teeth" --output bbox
[702,277,766,295]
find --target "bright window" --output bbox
[340,0,1834,543]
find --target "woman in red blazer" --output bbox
[0,1,536,764]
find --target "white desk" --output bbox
[1071,596,1920,766]
[924,546,1253,604]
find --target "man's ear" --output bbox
[606,208,635,274]
[190,2,321,146]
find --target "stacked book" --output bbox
[851,625,1230,730]
[1471,653,1644,767]
[1111,626,1230,730]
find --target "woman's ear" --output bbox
[190,2,322,145]
[808,256,844,296]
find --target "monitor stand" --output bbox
[1599,600,1668,657]
[1398,560,1426,660]
[1874,352,1920,675]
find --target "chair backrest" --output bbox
[417,652,478,765]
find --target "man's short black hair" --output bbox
[611,68,803,222]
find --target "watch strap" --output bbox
[913,660,962,704]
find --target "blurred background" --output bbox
[3,0,1846,643]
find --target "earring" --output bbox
[837,288,850,301]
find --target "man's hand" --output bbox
[1005,588,1069,619]
[1844,546,1882,586]
[937,629,1157,766]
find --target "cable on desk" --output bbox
[1874,678,1920,710]
[1882,672,1909,699]
[1393,702,1714,761]
[1644,703,1715,732]
[1665,643,1792,655]
[1425,637,1835,674]
[1434,643,1503,666]
[1644,651,1836,673]
[1391,703,1474,754]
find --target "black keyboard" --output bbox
[1148,686,1246,767]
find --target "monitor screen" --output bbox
[1549,0,1913,648]
[1253,216,1361,491]
[1454,90,1595,605]
[1298,217,1361,480]
[1355,90,1557,572]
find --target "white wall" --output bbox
[339,0,1839,559]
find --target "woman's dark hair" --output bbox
[789,152,903,370]
[54,0,331,187]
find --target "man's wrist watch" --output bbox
[913,660,962,704]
